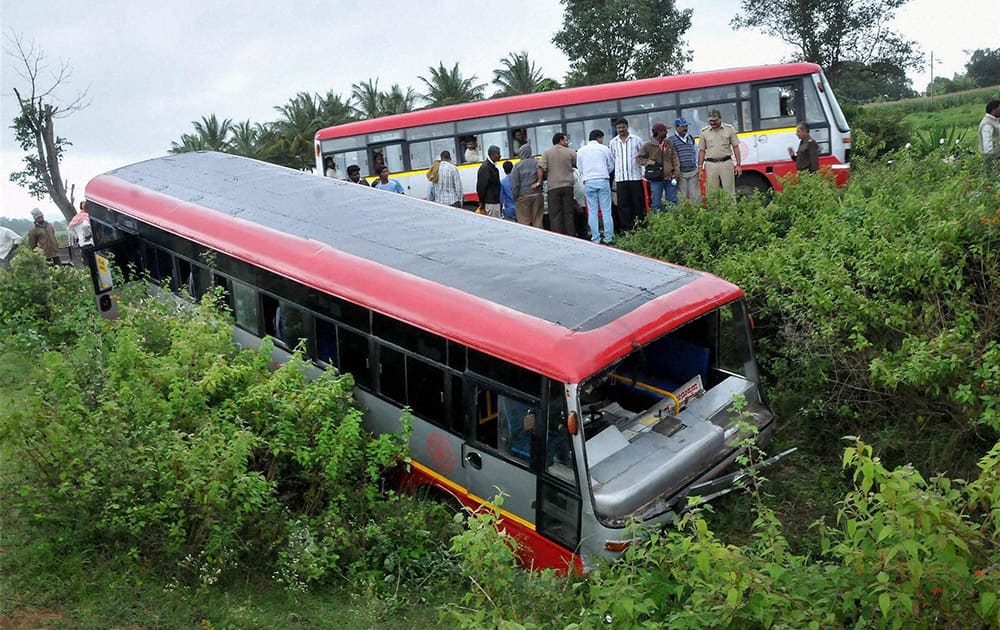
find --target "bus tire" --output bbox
[735,173,771,199]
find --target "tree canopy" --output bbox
[492,51,560,97]
[730,0,923,103]
[419,62,486,108]
[965,48,1000,88]
[552,0,692,86]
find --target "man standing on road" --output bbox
[476,145,503,217]
[698,109,742,198]
[576,129,615,244]
[668,118,700,204]
[510,143,544,227]
[538,133,577,235]
[978,99,1000,168]
[433,150,464,207]
[609,118,645,230]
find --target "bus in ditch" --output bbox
[315,62,851,200]
[83,151,789,573]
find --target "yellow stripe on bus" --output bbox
[409,459,537,532]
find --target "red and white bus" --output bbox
[84,152,788,573]
[315,62,851,199]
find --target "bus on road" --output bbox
[84,151,787,572]
[315,62,851,200]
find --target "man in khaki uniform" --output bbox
[698,108,742,197]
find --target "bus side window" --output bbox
[230,280,260,335]
[315,316,338,368]
[474,385,499,449]
[338,326,372,389]
[498,394,534,463]
[757,84,798,130]
[459,135,483,164]
[407,356,446,423]
[277,299,307,351]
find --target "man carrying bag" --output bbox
[637,122,680,214]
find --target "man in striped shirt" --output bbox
[609,118,645,231]
[433,150,464,207]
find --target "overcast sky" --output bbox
[1,0,994,221]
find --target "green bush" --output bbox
[446,440,999,629]
[619,152,1000,474]
[0,269,456,591]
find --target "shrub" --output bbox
[619,151,1000,474]
[0,269,454,591]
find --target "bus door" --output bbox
[462,379,539,528]
[751,80,803,167]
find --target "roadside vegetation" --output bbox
[2,97,999,626]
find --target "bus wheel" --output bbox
[735,173,771,199]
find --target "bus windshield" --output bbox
[577,300,772,527]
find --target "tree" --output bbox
[965,48,1000,88]
[419,62,486,108]
[492,51,560,97]
[552,0,692,87]
[269,92,325,170]
[6,33,89,222]
[351,78,385,119]
[316,90,355,128]
[379,84,418,115]
[169,114,233,154]
[730,0,923,102]
[350,79,416,119]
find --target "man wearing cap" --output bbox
[698,109,742,197]
[345,164,370,186]
[637,122,680,214]
[28,208,60,265]
[668,117,700,203]
[609,118,645,230]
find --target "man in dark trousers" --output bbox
[476,145,502,217]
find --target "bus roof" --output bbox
[316,63,823,141]
[86,152,742,383]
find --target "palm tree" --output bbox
[228,120,263,158]
[380,84,418,115]
[419,62,486,108]
[168,133,208,154]
[270,92,323,170]
[191,114,233,151]
[492,51,560,97]
[169,114,232,153]
[351,78,383,119]
[317,90,355,128]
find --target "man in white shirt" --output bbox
[576,129,615,244]
[608,118,644,231]
[978,99,1000,167]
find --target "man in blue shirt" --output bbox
[499,161,516,220]
[373,166,405,194]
